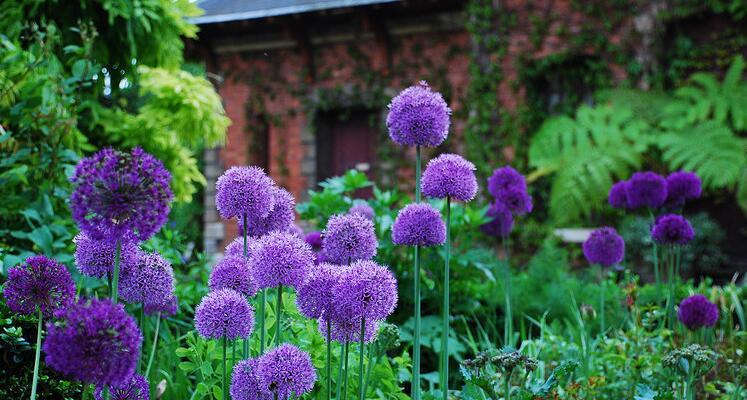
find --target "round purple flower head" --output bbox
[480,201,514,238]
[255,344,317,399]
[498,187,533,215]
[322,213,378,264]
[224,236,260,259]
[296,263,342,320]
[608,181,629,210]
[94,374,149,400]
[386,81,451,147]
[119,252,174,305]
[216,166,275,220]
[195,289,254,340]
[144,294,178,317]
[678,294,719,330]
[333,260,398,322]
[487,166,526,199]
[422,153,478,202]
[625,171,667,209]
[43,298,142,387]
[349,202,375,221]
[651,214,695,245]
[70,147,173,242]
[666,171,702,208]
[239,187,295,237]
[304,231,323,250]
[209,256,256,297]
[582,227,625,267]
[249,230,314,289]
[74,233,141,279]
[4,255,75,318]
[392,203,446,247]
[319,315,378,343]
[231,358,271,400]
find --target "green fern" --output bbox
[659,122,747,190]
[529,105,652,223]
[661,56,747,131]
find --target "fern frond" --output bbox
[595,88,672,126]
[659,122,747,189]
[529,105,651,222]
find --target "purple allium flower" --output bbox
[678,294,719,330]
[70,147,173,242]
[194,289,254,340]
[332,260,397,322]
[498,187,533,215]
[238,187,295,237]
[666,171,702,208]
[304,231,323,250]
[143,294,178,317]
[43,298,142,387]
[625,171,667,209]
[249,231,314,289]
[386,81,451,147]
[322,214,378,264]
[289,223,304,238]
[582,227,625,267]
[3,255,75,318]
[487,166,527,199]
[608,181,629,210]
[349,202,376,221]
[421,153,478,202]
[224,236,260,259]
[391,203,446,247]
[209,256,256,297]
[296,263,342,320]
[318,315,378,343]
[230,359,271,400]
[651,214,695,245]
[94,373,149,400]
[119,252,174,305]
[480,201,514,238]
[215,166,276,220]
[73,233,141,279]
[255,344,317,399]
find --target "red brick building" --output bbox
[188,0,658,255]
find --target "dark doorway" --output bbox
[316,108,377,197]
[247,114,270,172]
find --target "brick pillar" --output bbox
[203,147,224,258]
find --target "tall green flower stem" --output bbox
[648,210,661,296]
[440,197,451,400]
[336,343,346,400]
[502,236,513,347]
[145,312,162,379]
[275,285,283,346]
[665,245,680,329]
[359,318,367,400]
[326,319,332,400]
[362,346,378,396]
[111,240,121,303]
[413,145,422,400]
[138,306,145,372]
[599,267,605,334]
[222,336,228,400]
[242,214,251,357]
[29,309,42,400]
[342,341,350,400]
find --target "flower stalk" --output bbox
[359,317,367,400]
[145,312,162,379]
[29,309,42,400]
[111,240,121,303]
[276,284,283,346]
[413,145,422,400]
[440,196,451,400]
[502,236,512,347]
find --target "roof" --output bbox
[192,0,399,25]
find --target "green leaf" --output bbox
[27,226,53,254]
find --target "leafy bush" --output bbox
[529,57,747,223]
